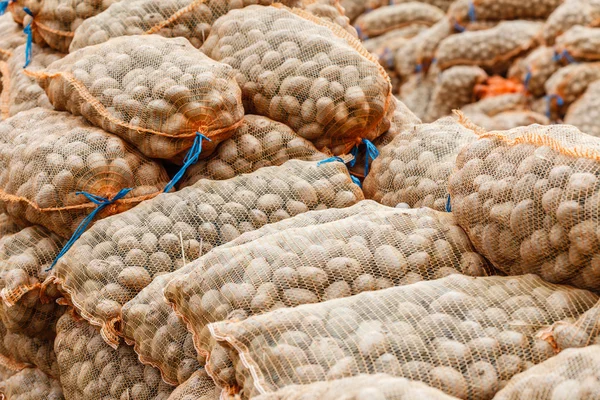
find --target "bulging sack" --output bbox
[201,5,394,155]
[507,46,560,97]
[209,274,598,399]
[449,123,600,291]
[0,367,64,400]
[120,202,381,386]
[544,63,600,119]
[542,0,600,46]
[555,26,600,62]
[364,116,478,211]
[399,73,435,121]
[54,312,175,400]
[0,213,22,238]
[166,370,220,400]
[460,93,530,126]
[449,0,563,25]
[178,115,329,189]
[0,14,26,62]
[30,35,244,161]
[372,97,421,148]
[0,43,64,119]
[0,109,170,238]
[565,80,600,138]
[50,159,363,352]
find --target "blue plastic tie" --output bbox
[364,6,373,13]
[415,63,423,73]
[317,156,345,166]
[163,132,211,193]
[453,20,466,32]
[552,50,561,62]
[349,146,359,167]
[363,139,379,176]
[23,7,33,68]
[351,175,362,188]
[355,24,367,40]
[46,188,132,271]
[0,1,9,15]
[545,94,564,118]
[445,195,452,212]
[381,47,394,69]
[524,67,532,89]
[467,1,476,22]
[561,50,577,64]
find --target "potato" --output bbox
[30,35,244,162]
[54,312,174,400]
[209,274,597,399]
[0,368,63,400]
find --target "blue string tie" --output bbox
[382,47,394,69]
[453,20,466,32]
[317,156,345,166]
[561,50,577,64]
[354,24,367,40]
[23,7,33,68]
[415,63,423,74]
[47,188,133,271]
[0,0,9,15]
[545,94,564,118]
[163,132,211,193]
[524,67,532,89]
[445,194,452,212]
[351,175,362,188]
[467,1,476,22]
[349,139,379,176]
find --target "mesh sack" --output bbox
[372,97,421,148]
[448,123,600,291]
[298,0,357,38]
[0,108,170,238]
[120,202,384,385]
[252,373,460,400]
[544,63,600,119]
[178,115,329,189]
[487,111,550,131]
[0,14,26,62]
[32,0,120,53]
[494,345,600,400]
[362,26,426,55]
[29,35,244,162]
[434,21,542,73]
[507,47,559,98]
[7,0,42,25]
[565,80,600,138]
[460,93,529,119]
[363,117,478,211]
[542,0,600,46]
[0,214,22,239]
[555,26,600,63]
[166,370,220,400]
[50,159,363,349]
[164,205,492,392]
[0,368,63,400]
[200,5,394,155]
[448,0,562,25]
[54,312,174,400]
[399,73,435,121]
[0,44,64,120]
[354,3,445,40]
[208,274,598,399]
[424,66,488,123]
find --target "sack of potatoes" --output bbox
[565,80,600,138]
[507,46,560,97]
[120,202,383,385]
[29,34,244,162]
[164,204,491,392]
[555,26,600,63]
[372,97,421,148]
[1,43,64,120]
[164,370,220,400]
[208,274,598,399]
[50,158,362,358]
[0,13,26,62]
[542,0,600,45]
[201,5,394,155]
[544,63,600,119]
[494,345,600,400]
[448,0,562,25]
[364,116,478,211]
[448,123,600,291]
[0,367,64,400]
[0,213,22,238]
[178,115,329,188]
[0,108,170,238]
[54,312,175,400]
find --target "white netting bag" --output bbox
[434,21,542,73]
[372,97,421,148]
[354,3,444,40]
[507,46,560,97]
[164,205,492,393]
[494,345,600,399]
[0,214,22,239]
[0,367,64,400]
[208,274,598,399]
[49,159,363,352]
[565,80,600,138]
[448,0,562,25]
[398,73,435,121]
[448,123,600,291]
[120,202,385,385]
[0,108,170,238]
[7,0,43,25]
[297,0,357,38]
[544,63,600,119]
[0,43,64,119]
[555,26,600,63]
[54,312,174,400]
[252,373,459,399]
[487,111,550,131]
[0,13,26,62]
[364,116,478,211]
[542,0,600,46]
[200,5,394,155]
[165,370,220,400]
[29,35,244,162]
[460,93,529,121]
[178,115,329,189]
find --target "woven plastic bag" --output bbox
[0,43,64,120]
[0,368,64,400]
[208,274,598,399]
[434,21,542,73]
[166,370,220,400]
[565,80,600,138]
[0,14,26,62]
[424,66,488,122]
[253,373,459,400]
[354,3,444,40]
[544,63,600,119]
[30,35,244,162]
[555,26,600,63]
[201,5,394,155]
[448,0,563,25]
[449,123,600,291]
[364,116,478,211]
[120,202,385,385]
[54,312,174,400]
[494,345,600,400]
[0,108,170,238]
[178,115,329,189]
[542,0,600,46]
[164,205,492,392]
[507,47,560,97]
[50,159,363,348]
